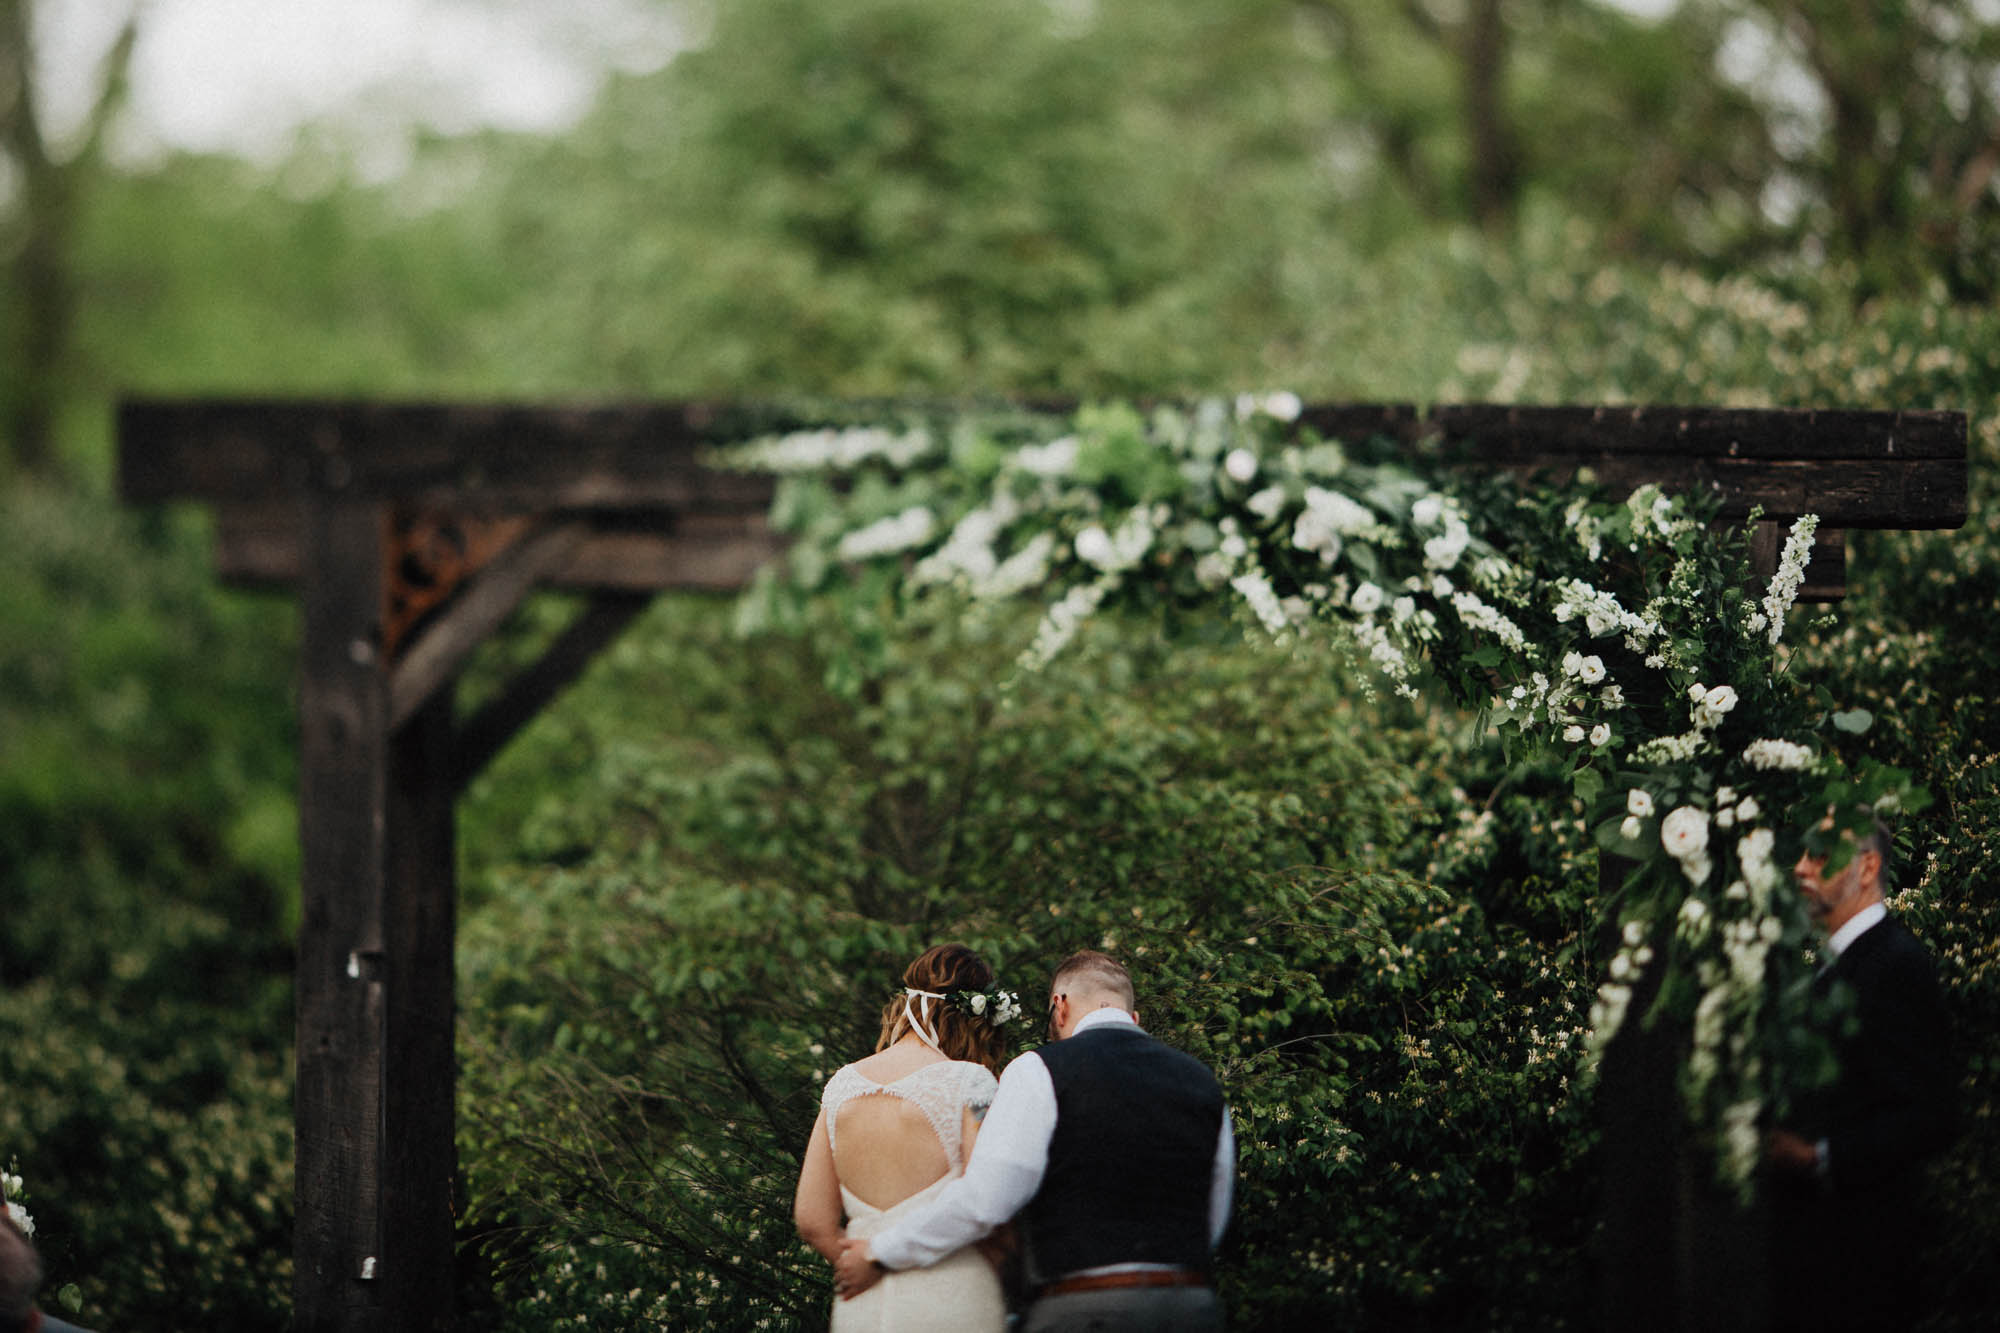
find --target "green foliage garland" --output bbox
[718,393,1923,1188]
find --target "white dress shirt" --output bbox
[868,1007,1235,1272]
[1827,900,1888,959]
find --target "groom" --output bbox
[834,949,1233,1331]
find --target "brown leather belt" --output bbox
[1040,1269,1210,1298]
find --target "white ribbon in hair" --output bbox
[903,987,947,1052]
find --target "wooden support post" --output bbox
[296,497,391,1331]
[1596,857,1768,1333]
[380,687,459,1330]
[296,495,457,1332]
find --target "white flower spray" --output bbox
[1760,514,1819,645]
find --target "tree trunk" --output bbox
[0,0,136,478]
[1460,0,1519,230]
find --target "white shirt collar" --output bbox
[1070,1007,1140,1036]
[1827,900,1888,957]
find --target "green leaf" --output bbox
[1831,708,1873,734]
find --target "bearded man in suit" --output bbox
[1765,815,1953,1333]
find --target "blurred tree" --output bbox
[1697,0,2000,294]
[0,0,135,479]
[1307,0,1526,228]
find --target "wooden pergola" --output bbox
[116,398,1966,1333]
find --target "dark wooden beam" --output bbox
[1297,402,1968,529]
[1422,403,1964,460]
[209,504,784,594]
[121,397,1966,528]
[118,399,782,509]
[386,523,586,733]
[453,592,655,793]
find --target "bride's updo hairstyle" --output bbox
[875,943,1008,1074]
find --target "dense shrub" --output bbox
[0,485,296,1326]
[454,593,1602,1330]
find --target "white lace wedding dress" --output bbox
[822,1060,1007,1333]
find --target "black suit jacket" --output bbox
[1770,912,1953,1333]
[1810,913,1954,1192]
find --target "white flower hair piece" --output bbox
[951,987,1023,1027]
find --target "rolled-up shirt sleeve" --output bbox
[868,1052,1058,1271]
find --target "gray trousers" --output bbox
[1021,1285,1222,1332]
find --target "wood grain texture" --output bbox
[294,499,389,1331]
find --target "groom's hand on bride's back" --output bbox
[833,1237,886,1301]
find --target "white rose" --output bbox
[1715,786,1736,805]
[1660,805,1711,861]
[5,1201,32,1237]
[1590,723,1612,747]
[1620,815,1643,840]
[1578,656,1607,685]
[1074,525,1116,569]
[1716,807,1735,829]
[1681,852,1714,886]
[1735,797,1759,821]
[969,993,987,1015]
[1562,651,1584,677]
[1264,390,1303,422]
[1688,683,1709,704]
[1627,789,1655,818]
[1704,684,1739,714]
[1392,596,1416,623]
[1412,496,1444,527]
[1564,724,1587,743]
[1350,582,1385,614]
[1601,684,1625,710]
[1423,530,1468,569]
[1621,919,1648,946]
[1246,485,1287,521]
[1224,448,1260,483]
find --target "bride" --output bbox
[794,943,1021,1332]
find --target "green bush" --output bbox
[0,484,296,1326]
[454,594,1602,1329]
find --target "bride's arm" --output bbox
[794,1107,845,1264]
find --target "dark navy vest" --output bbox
[1024,1022,1225,1277]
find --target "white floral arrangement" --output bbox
[3,1165,30,1237]
[717,395,1925,1192]
[953,987,1023,1027]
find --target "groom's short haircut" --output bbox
[0,1211,40,1333]
[1052,950,1135,1010]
